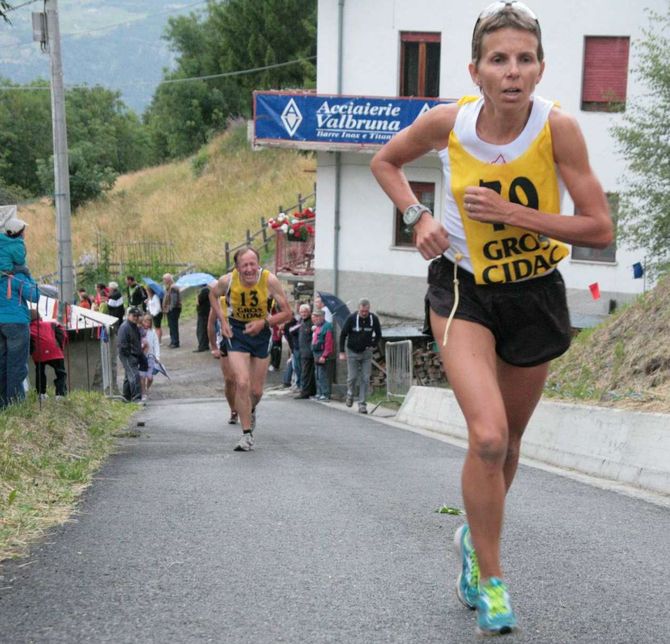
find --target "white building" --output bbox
[257,0,664,322]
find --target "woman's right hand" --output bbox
[413,214,450,261]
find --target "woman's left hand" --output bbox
[463,186,515,226]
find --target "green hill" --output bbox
[20,122,316,279]
[546,273,670,412]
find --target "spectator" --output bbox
[269,322,283,371]
[0,207,31,277]
[0,270,40,408]
[294,303,315,399]
[314,293,333,324]
[138,313,160,402]
[311,308,334,401]
[106,281,125,323]
[126,275,147,312]
[117,306,143,402]
[77,288,93,309]
[29,309,67,400]
[282,304,302,390]
[194,285,210,352]
[145,284,163,344]
[92,283,109,311]
[339,297,383,414]
[162,273,182,348]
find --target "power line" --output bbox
[4,0,42,12]
[63,0,208,38]
[0,56,317,92]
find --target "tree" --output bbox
[37,142,117,210]
[1,2,11,23]
[610,3,670,276]
[145,0,316,160]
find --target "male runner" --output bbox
[208,247,292,451]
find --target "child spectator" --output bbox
[77,288,93,309]
[138,313,160,402]
[29,309,67,400]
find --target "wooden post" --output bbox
[298,192,303,212]
[260,217,268,250]
[225,241,230,272]
[246,229,252,247]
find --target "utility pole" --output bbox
[44,0,74,304]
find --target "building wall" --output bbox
[313,0,664,318]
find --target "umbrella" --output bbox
[38,284,59,298]
[316,291,351,328]
[175,272,216,290]
[142,277,164,299]
[153,359,170,379]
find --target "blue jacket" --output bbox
[0,235,27,273]
[0,272,40,324]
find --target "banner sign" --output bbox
[253,91,452,149]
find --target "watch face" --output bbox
[403,205,423,226]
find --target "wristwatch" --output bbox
[403,203,432,231]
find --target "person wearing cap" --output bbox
[117,306,144,402]
[0,205,31,278]
[371,1,613,635]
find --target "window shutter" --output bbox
[582,37,629,105]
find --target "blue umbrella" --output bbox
[316,291,351,328]
[142,277,164,299]
[175,272,216,289]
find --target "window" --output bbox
[400,32,441,98]
[394,182,435,247]
[571,193,618,262]
[581,36,629,112]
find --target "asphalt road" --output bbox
[1,394,668,643]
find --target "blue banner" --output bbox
[253,92,452,148]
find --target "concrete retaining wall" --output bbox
[396,386,670,497]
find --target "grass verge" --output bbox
[0,391,137,562]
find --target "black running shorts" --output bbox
[425,256,572,367]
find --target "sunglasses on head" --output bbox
[473,1,541,37]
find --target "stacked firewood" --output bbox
[371,340,447,390]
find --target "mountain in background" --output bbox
[0,0,207,114]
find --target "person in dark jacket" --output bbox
[29,309,67,399]
[126,275,147,312]
[294,303,315,399]
[339,298,382,413]
[194,285,211,352]
[106,281,125,323]
[117,307,143,402]
[162,273,182,348]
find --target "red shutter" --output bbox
[582,37,629,104]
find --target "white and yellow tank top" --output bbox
[438,95,569,285]
[228,268,270,322]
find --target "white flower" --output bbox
[277,212,287,222]
[280,223,289,233]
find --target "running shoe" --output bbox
[228,411,238,425]
[233,432,254,452]
[345,395,353,407]
[358,403,367,414]
[476,577,517,636]
[453,524,479,610]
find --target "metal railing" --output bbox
[385,339,413,399]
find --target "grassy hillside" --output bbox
[19,122,316,279]
[546,273,670,412]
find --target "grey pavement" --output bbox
[0,394,668,643]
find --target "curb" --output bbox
[396,386,670,497]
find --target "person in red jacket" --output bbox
[29,309,67,400]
